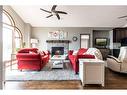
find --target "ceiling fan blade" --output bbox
[51,5,57,11]
[46,14,53,18]
[56,11,67,14]
[56,14,60,20]
[118,15,127,19]
[40,8,51,13]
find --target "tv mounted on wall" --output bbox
[95,38,107,46]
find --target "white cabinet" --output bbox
[79,59,105,87]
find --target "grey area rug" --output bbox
[6,63,80,81]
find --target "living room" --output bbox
[1,5,127,89]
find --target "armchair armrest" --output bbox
[107,55,122,63]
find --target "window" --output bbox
[14,28,23,51]
[2,10,23,62]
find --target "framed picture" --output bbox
[48,31,68,39]
[52,31,59,39]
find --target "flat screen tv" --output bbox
[95,38,107,46]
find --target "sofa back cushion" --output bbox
[77,48,88,55]
[18,48,38,53]
[16,53,40,60]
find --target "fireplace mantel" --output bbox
[46,40,70,43]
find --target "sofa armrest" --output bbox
[107,55,122,63]
[16,53,40,60]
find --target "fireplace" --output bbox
[52,47,64,56]
[46,40,70,55]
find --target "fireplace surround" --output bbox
[46,40,70,55]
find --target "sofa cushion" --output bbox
[72,50,78,55]
[77,48,88,55]
[83,48,102,60]
[29,51,37,54]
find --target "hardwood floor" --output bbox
[4,68,127,89]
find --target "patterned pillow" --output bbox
[72,50,78,55]
[83,48,103,60]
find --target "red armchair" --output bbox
[68,48,95,74]
[16,48,47,71]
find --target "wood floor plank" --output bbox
[4,68,127,89]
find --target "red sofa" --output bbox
[16,48,50,71]
[41,50,50,64]
[68,48,95,74]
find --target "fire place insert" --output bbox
[51,47,64,56]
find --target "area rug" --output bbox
[5,63,80,81]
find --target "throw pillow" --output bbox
[73,50,78,55]
[29,51,36,54]
[83,48,93,55]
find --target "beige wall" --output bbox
[32,27,113,51]
[3,6,32,47]
[31,27,93,50]
[0,6,3,89]
[24,23,32,47]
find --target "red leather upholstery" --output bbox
[41,50,50,64]
[16,48,49,71]
[68,48,95,74]
[18,48,38,53]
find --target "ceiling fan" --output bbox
[118,15,127,19]
[40,5,67,20]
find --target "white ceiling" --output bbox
[11,5,127,27]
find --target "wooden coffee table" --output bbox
[50,55,67,69]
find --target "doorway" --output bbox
[80,34,90,48]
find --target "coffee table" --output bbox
[50,55,67,69]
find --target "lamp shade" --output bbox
[31,38,39,44]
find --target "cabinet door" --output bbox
[113,28,127,42]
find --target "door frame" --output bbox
[80,34,90,48]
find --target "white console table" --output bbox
[79,59,105,87]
